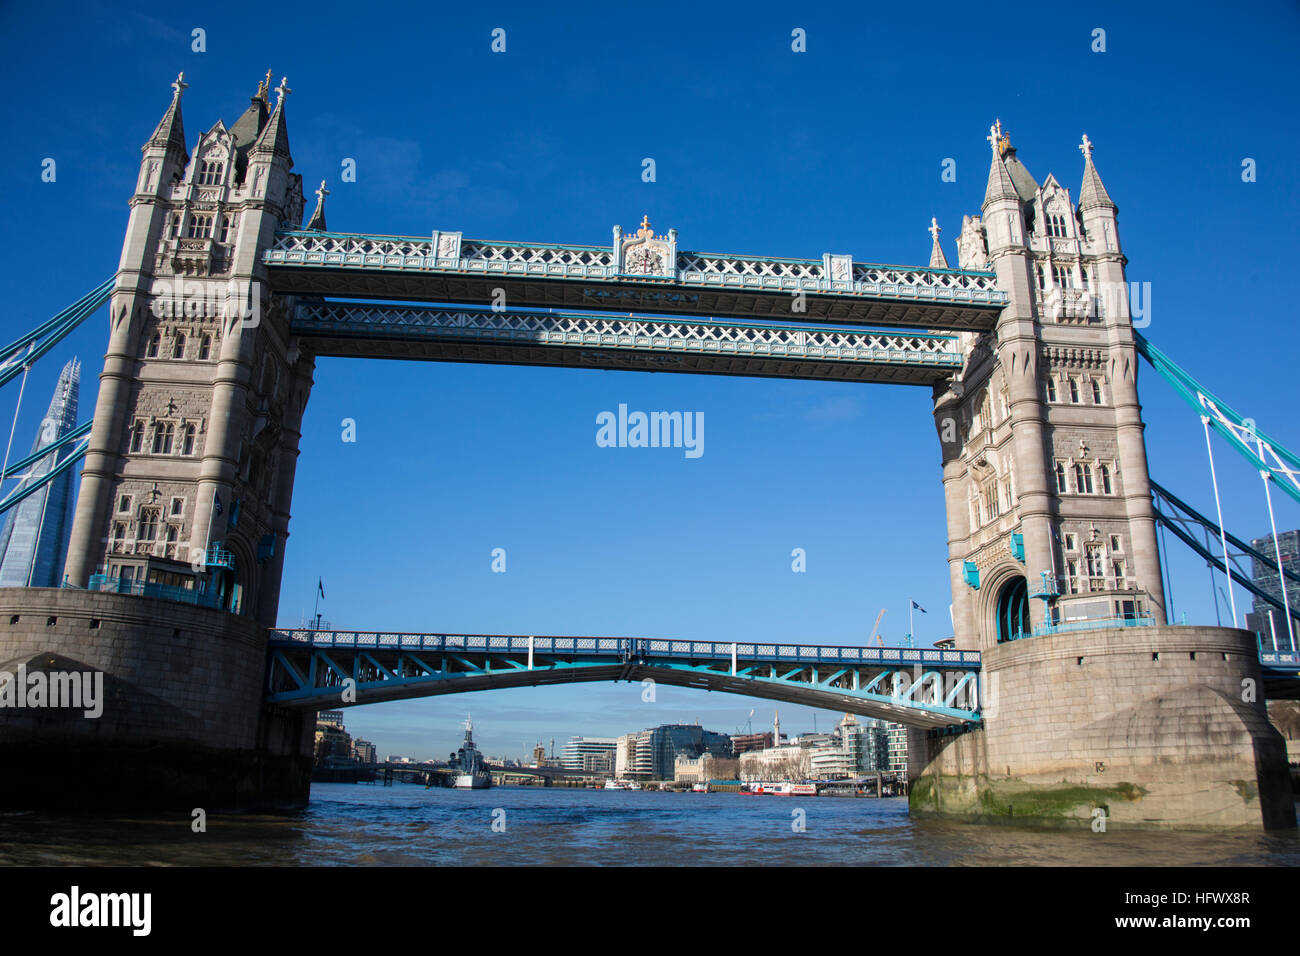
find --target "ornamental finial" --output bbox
[171,72,188,99]
[1079,133,1094,160]
[275,76,292,107]
[637,215,653,239]
[316,180,329,203]
[928,217,941,242]
[986,118,1009,155]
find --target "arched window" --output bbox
[172,333,186,359]
[1068,378,1080,404]
[152,422,174,455]
[1055,462,1067,493]
[1091,379,1103,404]
[197,160,225,185]
[129,421,144,453]
[199,334,212,360]
[138,509,159,542]
[1074,464,1093,494]
[219,215,232,243]
[1046,377,1057,403]
[181,424,197,456]
[1099,464,1113,495]
[146,333,160,358]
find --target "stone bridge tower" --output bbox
[936,122,1165,652]
[64,74,317,626]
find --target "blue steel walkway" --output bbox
[266,631,983,729]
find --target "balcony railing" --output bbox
[1030,614,1155,637]
[86,574,220,609]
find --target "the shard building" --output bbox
[0,359,81,587]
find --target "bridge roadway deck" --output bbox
[266,632,983,729]
[264,230,1006,331]
[289,303,965,385]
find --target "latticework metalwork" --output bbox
[291,303,964,384]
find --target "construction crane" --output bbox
[868,608,887,647]
[736,709,755,735]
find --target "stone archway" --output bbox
[993,575,1030,644]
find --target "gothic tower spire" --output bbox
[927,218,949,268]
[1077,133,1116,211]
[146,72,189,163]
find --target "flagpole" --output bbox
[313,579,321,630]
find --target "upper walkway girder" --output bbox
[266,630,983,728]
[264,230,1006,331]
[290,302,964,384]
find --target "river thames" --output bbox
[1,783,1297,866]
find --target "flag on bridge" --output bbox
[212,489,222,516]
[911,600,928,614]
[318,578,326,599]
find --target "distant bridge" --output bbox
[267,631,983,729]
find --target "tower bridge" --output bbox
[0,78,1293,829]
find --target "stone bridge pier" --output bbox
[908,624,1295,830]
[0,588,312,810]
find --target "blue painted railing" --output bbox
[87,574,219,609]
[267,629,981,668]
[1029,615,1156,637]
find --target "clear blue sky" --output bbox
[1,0,1297,760]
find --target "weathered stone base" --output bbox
[0,588,313,811]
[909,626,1297,830]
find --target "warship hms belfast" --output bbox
[452,715,491,789]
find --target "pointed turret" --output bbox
[980,120,1027,254]
[1077,133,1115,211]
[146,72,189,164]
[983,120,1019,210]
[927,218,949,268]
[254,76,293,161]
[306,180,328,231]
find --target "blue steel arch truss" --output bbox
[266,631,982,729]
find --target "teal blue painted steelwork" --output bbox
[1136,332,1300,505]
[265,631,983,729]
[1029,614,1155,637]
[962,561,980,589]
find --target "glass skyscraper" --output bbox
[0,359,81,587]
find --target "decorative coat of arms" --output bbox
[615,216,676,278]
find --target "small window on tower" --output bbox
[1075,464,1094,495]
[1046,377,1057,403]
[219,215,232,243]
[172,333,186,359]
[167,213,180,240]
[1091,379,1103,404]
[1055,462,1067,493]
[186,215,212,239]
[181,424,197,456]
[1099,463,1113,495]
[1069,378,1081,404]
[146,334,160,358]
[199,334,212,360]
[198,161,225,186]
[152,422,174,455]
[117,494,132,513]
[1048,213,1068,238]
[170,497,185,516]
[129,421,144,453]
